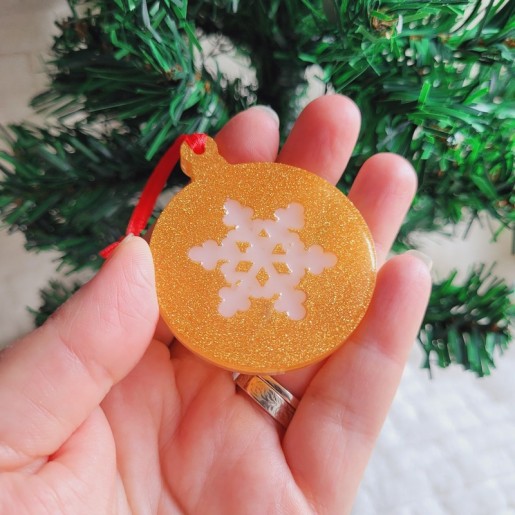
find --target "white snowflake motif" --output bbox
[188,199,337,320]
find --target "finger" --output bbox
[153,105,281,343]
[272,152,418,397]
[100,340,177,512]
[267,94,362,400]
[0,408,116,514]
[278,94,361,183]
[40,407,117,514]
[349,153,417,266]
[269,94,364,397]
[0,236,158,468]
[216,105,280,164]
[283,253,432,513]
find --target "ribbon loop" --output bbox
[100,133,207,259]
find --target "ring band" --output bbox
[234,374,299,428]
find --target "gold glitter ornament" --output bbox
[150,136,376,374]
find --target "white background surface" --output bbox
[0,1,514,513]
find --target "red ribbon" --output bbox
[100,133,207,259]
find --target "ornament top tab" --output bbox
[150,137,376,374]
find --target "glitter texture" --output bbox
[150,137,376,374]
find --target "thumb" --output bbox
[0,235,158,469]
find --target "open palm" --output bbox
[0,96,431,514]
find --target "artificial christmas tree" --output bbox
[0,0,513,375]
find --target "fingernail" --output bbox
[406,250,433,271]
[105,234,135,262]
[252,105,280,127]
[119,233,135,247]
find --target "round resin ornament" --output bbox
[150,137,376,374]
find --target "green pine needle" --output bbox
[419,266,514,377]
[29,280,81,327]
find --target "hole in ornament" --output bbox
[273,262,291,274]
[236,261,253,272]
[273,244,286,254]
[237,241,250,253]
[256,268,270,286]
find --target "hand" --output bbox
[0,95,431,514]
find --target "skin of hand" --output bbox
[0,95,431,515]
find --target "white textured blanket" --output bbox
[353,345,515,514]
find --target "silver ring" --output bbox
[234,374,300,429]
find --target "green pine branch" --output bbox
[29,280,81,327]
[33,0,513,230]
[419,265,514,377]
[32,0,249,159]
[0,123,167,270]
